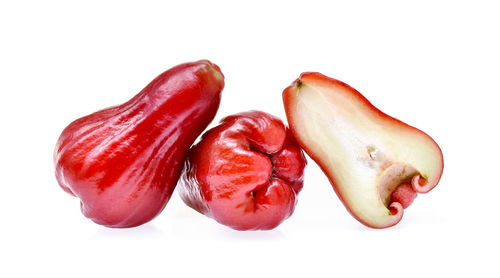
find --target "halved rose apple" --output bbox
[283,72,443,228]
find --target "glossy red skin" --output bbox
[179,111,307,230]
[283,72,444,229]
[54,60,224,228]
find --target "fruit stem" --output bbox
[295,79,303,89]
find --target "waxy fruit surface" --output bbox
[283,73,443,228]
[54,60,224,228]
[179,111,307,230]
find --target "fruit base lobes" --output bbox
[54,60,224,228]
[179,111,306,231]
[283,72,443,228]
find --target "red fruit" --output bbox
[179,111,307,230]
[283,72,443,228]
[54,60,224,228]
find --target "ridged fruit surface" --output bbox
[179,111,307,230]
[54,60,224,228]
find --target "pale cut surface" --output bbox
[285,76,443,228]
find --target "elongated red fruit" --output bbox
[54,60,224,228]
[283,73,443,228]
[179,111,307,230]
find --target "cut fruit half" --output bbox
[283,72,443,228]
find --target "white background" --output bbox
[1,0,499,277]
